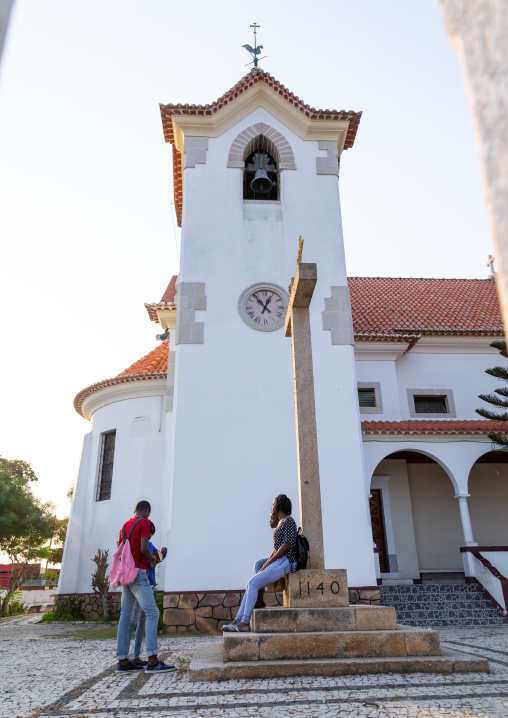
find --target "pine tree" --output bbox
[476,339,508,446]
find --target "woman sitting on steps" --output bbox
[222,494,298,633]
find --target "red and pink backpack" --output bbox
[109,518,142,588]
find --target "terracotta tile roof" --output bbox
[362,420,502,436]
[160,70,362,226]
[117,342,169,377]
[348,277,503,340]
[74,342,169,418]
[145,276,178,323]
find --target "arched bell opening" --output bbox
[370,450,463,582]
[467,450,508,546]
[244,149,279,200]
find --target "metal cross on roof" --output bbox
[487,254,497,279]
[242,22,267,69]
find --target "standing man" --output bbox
[116,500,175,673]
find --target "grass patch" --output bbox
[48,626,118,641]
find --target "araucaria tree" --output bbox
[0,457,56,616]
[476,339,508,446]
[91,549,110,618]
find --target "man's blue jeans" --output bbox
[236,556,295,624]
[131,603,146,660]
[116,569,159,660]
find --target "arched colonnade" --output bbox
[363,440,508,580]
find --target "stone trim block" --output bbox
[175,282,207,345]
[316,139,340,176]
[227,123,296,170]
[322,286,355,346]
[182,137,209,169]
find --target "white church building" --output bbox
[58,70,508,631]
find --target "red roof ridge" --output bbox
[362,419,502,436]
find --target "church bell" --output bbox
[250,169,273,194]
[250,151,274,194]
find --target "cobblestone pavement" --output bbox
[2,615,508,718]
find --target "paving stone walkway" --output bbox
[2,615,508,717]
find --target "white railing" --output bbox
[461,546,508,616]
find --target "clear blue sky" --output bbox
[0,0,494,516]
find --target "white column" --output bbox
[455,494,477,546]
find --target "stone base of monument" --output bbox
[188,570,489,681]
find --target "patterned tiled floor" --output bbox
[2,615,508,717]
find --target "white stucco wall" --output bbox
[468,464,508,545]
[59,393,169,594]
[395,349,499,420]
[407,463,463,571]
[167,105,376,591]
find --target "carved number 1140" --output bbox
[299,581,341,595]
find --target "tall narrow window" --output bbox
[96,431,116,501]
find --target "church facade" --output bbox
[58,71,508,630]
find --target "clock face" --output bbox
[239,283,288,332]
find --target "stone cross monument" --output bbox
[284,259,325,570]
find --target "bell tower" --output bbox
[159,69,377,591]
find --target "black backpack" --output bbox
[295,527,310,570]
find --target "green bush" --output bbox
[154,591,164,631]
[0,589,25,617]
[42,596,83,621]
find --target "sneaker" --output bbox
[145,660,176,674]
[116,660,144,672]
[132,659,148,667]
[222,622,239,632]
[231,623,250,632]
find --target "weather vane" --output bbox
[242,22,267,69]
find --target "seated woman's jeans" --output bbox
[236,556,296,624]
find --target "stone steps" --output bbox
[381,583,506,626]
[223,625,440,662]
[252,606,397,633]
[189,642,489,681]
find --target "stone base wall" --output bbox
[348,588,381,606]
[163,591,283,634]
[56,592,122,619]
[55,587,380,628]
[162,588,381,634]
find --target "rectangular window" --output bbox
[358,388,376,408]
[407,389,456,418]
[96,431,116,501]
[357,382,383,414]
[414,395,448,414]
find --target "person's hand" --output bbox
[161,547,167,556]
[150,553,160,566]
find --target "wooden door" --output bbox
[370,489,388,573]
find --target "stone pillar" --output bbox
[285,263,325,569]
[455,493,477,546]
[441,0,508,335]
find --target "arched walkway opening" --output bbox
[371,450,463,582]
[468,450,508,546]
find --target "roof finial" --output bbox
[487,254,497,280]
[242,23,266,70]
[296,236,304,266]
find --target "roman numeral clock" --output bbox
[238,282,289,332]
